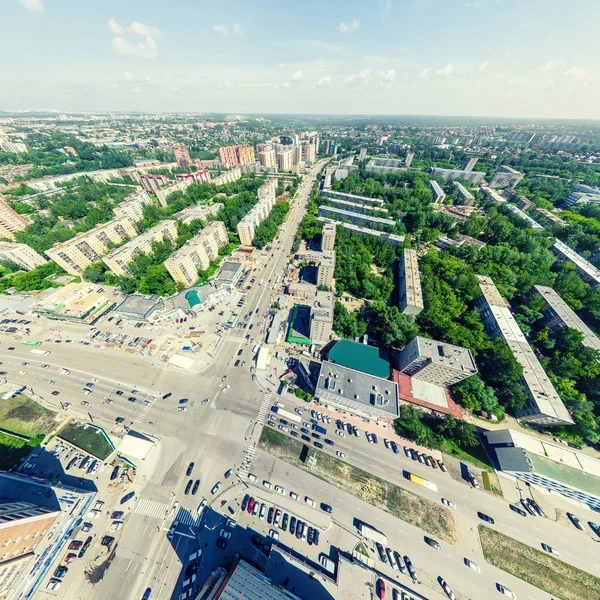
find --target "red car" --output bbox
[247,498,255,514]
[52,391,60,396]
[64,553,77,564]
[68,540,83,550]
[376,578,386,600]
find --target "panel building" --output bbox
[317,205,396,229]
[102,220,178,277]
[476,275,573,426]
[430,180,446,204]
[552,240,600,286]
[463,157,479,172]
[139,173,169,193]
[164,221,228,287]
[429,166,486,184]
[45,217,138,275]
[172,146,192,169]
[321,222,336,251]
[113,189,154,223]
[0,195,28,240]
[320,190,384,206]
[309,290,334,345]
[453,181,475,205]
[317,250,335,288]
[258,144,276,168]
[489,165,525,189]
[173,202,223,225]
[396,336,477,386]
[0,242,47,271]
[236,180,276,246]
[398,249,424,318]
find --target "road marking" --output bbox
[135,499,169,519]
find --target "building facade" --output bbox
[317,250,335,288]
[321,222,336,251]
[172,146,191,169]
[310,290,334,345]
[430,180,446,204]
[398,249,424,318]
[429,166,486,184]
[113,189,153,223]
[173,202,223,225]
[139,173,169,193]
[489,165,525,189]
[552,240,600,286]
[0,242,47,271]
[0,195,28,240]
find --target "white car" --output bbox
[197,499,207,517]
[441,498,455,508]
[335,430,345,437]
[268,528,279,540]
[464,558,480,572]
[88,509,101,519]
[336,451,346,458]
[262,480,272,489]
[60,368,70,374]
[110,521,123,530]
[304,496,315,507]
[41,364,49,369]
[211,482,221,495]
[247,473,257,482]
[46,580,61,591]
[384,439,391,449]
[94,500,104,510]
[274,485,285,495]
[222,385,230,393]
[289,491,299,501]
[496,584,515,598]
[19,370,26,374]
[259,503,266,520]
[219,529,231,539]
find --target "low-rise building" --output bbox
[489,165,525,189]
[214,261,244,288]
[453,181,475,205]
[429,166,486,184]
[365,157,407,174]
[0,242,47,271]
[310,290,334,345]
[552,240,600,286]
[398,249,423,318]
[173,202,223,225]
[503,203,545,230]
[212,166,242,186]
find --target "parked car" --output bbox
[567,512,584,530]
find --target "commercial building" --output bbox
[102,220,178,277]
[463,157,478,172]
[139,173,169,193]
[532,285,600,352]
[405,151,414,167]
[321,190,384,206]
[453,181,475,205]
[318,205,396,229]
[310,290,334,345]
[214,261,244,288]
[396,336,477,386]
[0,195,28,240]
[113,189,153,222]
[398,249,423,318]
[0,242,47,271]
[45,217,138,275]
[317,250,335,288]
[164,221,228,287]
[476,275,573,426]
[489,165,525,189]
[321,222,336,251]
[317,218,405,246]
[430,180,446,204]
[172,146,192,169]
[563,184,600,208]
[429,167,486,184]
[552,240,600,286]
[173,202,223,225]
[484,429,600,511]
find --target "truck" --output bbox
[357,522,388,545]
[30,349,50,356]
[313,424,327,435]
[271,406,301,423]
[408,472,438,492]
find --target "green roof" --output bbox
[185,290,201,307]
[529,453,600,498]
[327,339,390,378]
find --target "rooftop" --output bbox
[114,293,164,318]
[553,240,600,285]
[503,204,545,230]
[321,190,384,205]
[327,339,390,378]
[215,261,244,284]
[318,205,396,227]
[413,336,478,374]
[317,218,405,245]
[400,249,423,309]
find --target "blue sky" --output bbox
[2,0,599,118]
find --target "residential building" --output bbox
[463,157,478,172]
[113,189,153,223]
[237,220,255,247]
[476,275,573,426]
[325,198,388,215]
[276,149,293,171]
[317,205,396,229]
[317,250,335,288]
[552,240,600,286]
[165,221,228,287]
[435,233,486,251]
[303,143,316,164]
[139,173,170,194]
[287,282,317,300]
[435,204,484,223]
[405,151,414,167]
[489,165,525,189]
[172,146,191,169]
[503,204,545,230]
[321,190,384,206]
[292,145,303,165]
[236,145,256,165]
[45,217,138,275]
[453,181,475,205]
[365,157,407,174]
[0,242,47,271]
[0,501,60,598]
[212,166,242,186]
[359,147,367,161]
[321,222,336,251]
[481,186,507,204]
[218,145,239,167]
[396,336,477,386]
[102,220,178,277]
[536,208,567,228]
[532,285,600,353]
[236,180,276,246]
[173,202,223,225]
[506,131,536,144]
[317,218,405,246]
[430,180,446,204]
[0,195,28,240]
[310,290,334,345]
[516,196,533,211]
[429,167,486,184]
[155,179,192,208]
[398,249,424,318]
[258,144,276,168]
[175,169,211,184]
[419,134,445,144]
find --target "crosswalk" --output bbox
[135,498,169,519]
[239,393,271,477]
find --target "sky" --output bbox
[2,0,600,119]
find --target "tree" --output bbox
[82,263,107,283]
[394,406,441,449]
[333,301,367,339]
[452,375,503,418]
[368,302,418,349]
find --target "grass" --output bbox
[0,394,57,438]
[480,526,600,600]
[58,423,114,459]
[354,542,370,558]
[259,427,456,543]
[0,432,32,470]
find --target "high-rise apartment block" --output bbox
[310,290,334,345]
[303,143,316,164]
[218,145,239,167]
[236,145,256,165]
[0,242,47,271]
[430,180,446,204]
[236,180,277,246]
[405,151,414,167]
[140,173,170,193]
[463,157,479,172]
[257,144,276,168]
[218,144,255,166]
[476,275,573,426]
[399,249,424,318]
[359,147,367,161]
[397,336,478,386]
[277,149,293,171]
[175,170,211,184]
[0,194,28,240]
[102,220,178,277]
[321,222,336,251]
[172,146,192,169]
[45,217,138,275]
[113,189,154,223]
[489,165,525,189]
[164,221,228,287]
[317,250,335,288]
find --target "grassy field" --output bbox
[480,526,600,600]
[0,394,57,438]
[259,427,456,543]
[59,423,114,460]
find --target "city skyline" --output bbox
[3,0,600,119]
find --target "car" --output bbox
[64,553,77,564]
[278,425,288,432]
[52,390,60,396]
[111,520,123,531]
[465,558,480,572]
[375,542,388,563]
[509,504,527,517]
[390,441,399,454]
[247,498,256,514]
[101,535,115,549]
[296,521,304,539]
[521,499,537,516]
[320,502,332,514]
[336,451,346,458]
[282,514,289,532]
[267,507,274,524]
[335,429,345,437]
[179,398,189,404]
[314,441,323,449]
[115,390,124,396]
[177,407,187,412]
[142,588,152,600]
[311,432,320,440]
[467,471,479,488]
[313,528,319,545]
[262,480,272,489]
[54,565,68,578]
[201,398,210,405]
[274,485,285,495]
[211,482,221,494]
[162,392,172,399]
[259,503,266,520]
[403,446,412,458]
[216,538,227,549]
[541,543,559,555]
[219,529,231,539]
[21,362,29,366]
[220,375,227,383]
[376,578,386,599]
[68,540,83,550]
[366,432,374,444]
[405,556,417,581]
[115,417,124,424]
[394,552,407,574]
[567,512,584,530]
[324,438,334,446]
[121,491,135,504]
[186,462,195,476]
[192,480,200,495]
[241,495,250,511]
[526,498,545,517]
[268,528,279,540]
[439,577,456,600]
[437,460,448,472]
[274,510,281,527]
[46,580,62,591]
[304,496,316,507]
[384,438,391,449]
[289,491,299,501]
[589,521,600,536]
[41,363,49,369]
[222,385,230,393]
[19,370,27,374]
[234,360,240,367]
[81,522,93,532]
[386,547,398,570]
[425,536,441,550]
[128,397,136,402]
[496,583,515,597]
[111,511,124,520]
[224,469,232,479]
[441,497,455,508]
[477,511,495,524]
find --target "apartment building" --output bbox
[317,218,405,246]
[102,220,178,277]
[218,145,239,167]
[0,195,28,240]
[236,145,255,165]
[453,181,475,205]
[463,157,478,172]
[277,149,293,171]
[321,222,336,251]
[317,250,335,288]
[310,290,334,345]
[317,205,396,229]
[113,189,153,223]
[258,147,276,168]
[212,166,242,186]
[405,151,414,167]
[45,217,138,275]
[321,190,384,206]
[236,181,276,246]
[396,336,477,386]
[552,240,600,286]
[172,146,192,169]
[359,147,367,161]
[173,202,223,225]
[476,275,573,426]
[429,166,486,184]
[398,249,424,318]
[303,143,316,163]
[140,173,170,193]
[430,180,446,204]
[165,221,227,287]
[0,242,47,271]
[489,165,525,189]
[175,169,211,184]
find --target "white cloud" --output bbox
[274,81,291,90]
[19,0,44,12]
[564,66,591,80]
[419,68,430,79]
[536,59,566,73]
[436,63,454,76]
[108,18,162,59]
[479,61,489,72]
[213,23,244,37]
[291,70,304,82]
[378,69,396,82]
[123,71,133,81]
[317,74,332,87]
[339,19,360,33]
[344,68,372,85]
